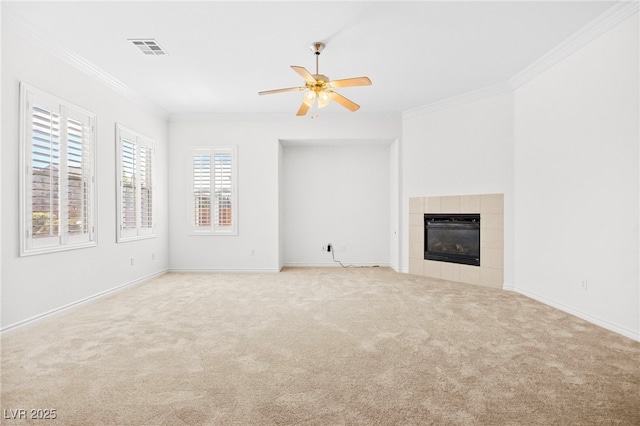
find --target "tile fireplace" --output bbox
[409,194,503,288]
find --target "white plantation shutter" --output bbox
[190,147,237,235]
[21,83,96,256]
[66,115,93,243]
[193,154,211,228]
[213,153,232,227]
[116,124,155,241]
[30,105,61,245]
[66,118,84,234]
[140,145,153,230]
[121,138,137,231]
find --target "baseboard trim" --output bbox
[502,283,516,292]
[169,268,282,273]
[1,270,169,335]
[282,262,389,268]
[506,287,640,342]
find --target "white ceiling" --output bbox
[3,1,617,117]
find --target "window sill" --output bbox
[20,241,98,257]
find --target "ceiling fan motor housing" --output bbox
[311,74,329,84]
[310,42,325,55]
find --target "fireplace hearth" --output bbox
[424,214,480,266]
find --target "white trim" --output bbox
[283,262,388,268]
[171,113,293,123]
[169,268,282,273]
[19,241,99,257]
[170,111,402,123]
[401,2,638,119]
[189,146,239,236]
[506,287,640,342]
[0,270,168,335]
[3,8,169,120]
[4,3,634,123]
[389,265,401,274]
[279,138,395,147]
[116,123,157,242]
[509,1,639,89]
[402,83,513,120]
[20,82,98,256]
[502,283,516,292]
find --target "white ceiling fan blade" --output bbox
[260,44,370,115]
[326,90,360,112]
[291,66,316,83]
[258,86,305,96]
[296,101,311,116]
[329,77,372,88]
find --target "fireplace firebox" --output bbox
[424,214,480,266]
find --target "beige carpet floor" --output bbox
[1,267,639,425]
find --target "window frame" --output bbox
[19,82,97,256]
[189,146,238,236]
[115,124,156,242]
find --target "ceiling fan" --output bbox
[258,42,372,116]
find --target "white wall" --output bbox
[1,28,169,329]
[401,91,516,285]
[282,142,390,266]
[400,15,639,340]
[513,14,639,339]
[168,113,401,272]
[389,140,400,271]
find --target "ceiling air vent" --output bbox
[129,39,168,56]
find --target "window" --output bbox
[116,124,155,242]
[190,146,238,235]
[20,83,96,256]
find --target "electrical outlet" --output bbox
[581,279,588,290]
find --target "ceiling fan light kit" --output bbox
[259,42,372,117]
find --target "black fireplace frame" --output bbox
[424,213,480,266]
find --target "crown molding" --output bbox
[5,1,635,123]
[170,112,294,122]
[402,82,513,120]
[402,1,638,120]
[509,1,639,89]
[169,111,401,123]
[3,9,169,120]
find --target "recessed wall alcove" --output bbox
[409,194,504,289]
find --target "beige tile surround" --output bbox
[409,194,504,289]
